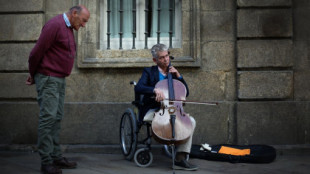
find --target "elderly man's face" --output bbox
[72,8,90,31]
[153,51,170,70]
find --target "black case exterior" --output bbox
[190,144,276,163]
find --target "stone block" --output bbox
[294,8,310,41]
[237,9,292,38]
[60,103,131,144]
[0,73,36,99]
[294,71,310,101]
[185,102,234,144]
[185,71,235,101]
[45,0,72,14]
[0,14,43,41]
[201,0,235,11]
[237,40,293,68]
[237,0,292,7]
[202,41,235,71]
[296,102,310,144]
[0,103,39,144]
[294,41,310,71]
[0,43,34,71]
[237,102,309,145]
[0,102,130,144]
[65,70,140,102]
[0,0,44,12]
[201,11,235,41]
[238,71,293,99]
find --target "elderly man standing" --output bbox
[26,5,90,174]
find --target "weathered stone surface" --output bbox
[0,0,44,12]
[237,0,292,7]
[0,43,34,71]
[0,14,43,41]
[238,71,293,99]
[294,71,310,101]
[237,40,293,68]
[294,4,310,41]
[186,103,234,144]
[185,71,235,101]
[45,0,72,14]
[237,9,292,38]
[66,69,235,102]
[1,101,309,145]
[201,0,235,11]
[294,41,310,71]
[0,73,36,99]
[0,102,233,145]
[201,11,235,41]
[0,102,130,144]
[237,102,310,145]
[0,103,39,144]
[202,41,235,71]
[65,70,140,102]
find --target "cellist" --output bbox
[135,43,198,171]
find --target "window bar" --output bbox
[119,0,123,49]
[169,0,173,48]
[144,0,149,49]
[107,0,111,50]
[157,0,161,44]
[132,0,136,49]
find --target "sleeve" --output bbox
[134,68,155,94]
[28,21,58,77]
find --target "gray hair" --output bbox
[69,5,83,14]
[151,44,168,59]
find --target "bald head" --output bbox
[67,5,90,31]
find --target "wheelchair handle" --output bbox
[130,81,137,86]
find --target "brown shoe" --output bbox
[53,157,77,169]
[41,164,62,174]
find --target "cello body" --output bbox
[151,79,193,145]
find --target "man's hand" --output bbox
[154,88,165,102]
[169,66,181,78]
[26,75,34,85]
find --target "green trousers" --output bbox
[34,73,66,165]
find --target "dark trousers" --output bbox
[34,73,65,165]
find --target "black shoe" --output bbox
[41,164,62,174]
[53,157,77,169]
[173,160,198,171]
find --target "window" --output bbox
[99,0,182,50]
[77,0,201,68]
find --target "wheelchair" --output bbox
[119,81,173,167]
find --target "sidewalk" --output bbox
[1,145,310,174]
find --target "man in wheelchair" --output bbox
[135,43,198,171]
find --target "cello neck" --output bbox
[167,59,175,100]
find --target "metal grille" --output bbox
[106,0,175,50]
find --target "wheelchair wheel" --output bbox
[120,109,137,160]
[134,148,153,167]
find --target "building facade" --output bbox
[0,0,309,148]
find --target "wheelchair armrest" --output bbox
[132,94,144,107]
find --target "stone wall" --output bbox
[0,0,309,147]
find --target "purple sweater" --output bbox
[28,14,76,78]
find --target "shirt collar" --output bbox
[63,13,71,27]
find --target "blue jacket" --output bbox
[134,66,189,121]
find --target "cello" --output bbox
[151,58,193,146]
